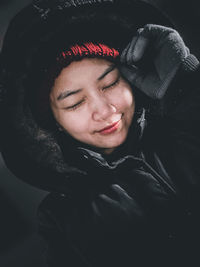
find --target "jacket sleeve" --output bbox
[147,55,200,193]
[158,55,200,124]
[37,193,88,267]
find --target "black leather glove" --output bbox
[91,164,179,236]
[92,184,144,230]
[119,24,198,99]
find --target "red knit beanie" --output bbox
[56,42,119,66]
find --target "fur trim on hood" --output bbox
[0,0,173,195]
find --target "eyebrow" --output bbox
[57,64,116,101]
[97,64,116,80]
[57,89,82,101]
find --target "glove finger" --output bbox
[110,184,133,201]
[98,194,119,208]
[126,169,174,209]
[109,185,144,217]
[132,35,149,62]
[119,64,162,99]
[120,42,131,64]
[126,36,138,65]
[119,64,140,86]
[96,192,144,224]
[94,194,122,223]
[91,201,101,218]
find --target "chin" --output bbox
[98,134,127,151]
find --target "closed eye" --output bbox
[65,76,121,111]
[102,76,120,91]
[65,99,85,110]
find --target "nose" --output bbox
[91,96,117,122]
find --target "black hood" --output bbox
[0,0,173,195]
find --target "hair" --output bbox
[30,41,120,131]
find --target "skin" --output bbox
[50,58,135,154]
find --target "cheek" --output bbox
[111,86,134,111]
[123,89,135,109]
[56,110,90,134]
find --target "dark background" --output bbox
[0,0,200,266]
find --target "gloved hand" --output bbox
[119,24,197,99]
[92,184,145,231]
[91,166,180,235]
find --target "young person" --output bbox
[1,0,200,266]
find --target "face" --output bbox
[50,58,135,154]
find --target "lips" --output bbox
[99,120,120,132]
[97,118,122,135]
[95,114,123,134]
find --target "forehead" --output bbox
[59,57,114,77]
[51,58,117,92]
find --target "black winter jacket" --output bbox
[1,1,200,267]
[37,60,200,267]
